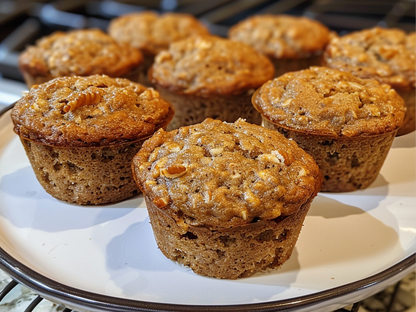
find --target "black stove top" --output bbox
[0,0,414,82]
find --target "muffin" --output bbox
[11,75,174,205]
[108,11,210,86]
[148,35,275,129]
[323,27,415,136]
[18,28,143,88]
[132,118,322,279]
[228,14,331,78]
[252,67,406,192]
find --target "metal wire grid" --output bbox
[0,0,414,81]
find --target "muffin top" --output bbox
[19,29,143,79]
[11,75,174,147]
[252,67,406,137]
[149,35,275,97]
[108,11,210,56]
[132,118,322,229]
[228,14,330,59]
[323,27,415,90]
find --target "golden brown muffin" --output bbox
[323,27,415,136]
[228,14,331,78]
[132,118,322,279]
[11,75,174,205]
[149,35,275,129]
[18,29,143,88]
[108,11,210,86]
[252,67,406,192]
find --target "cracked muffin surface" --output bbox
[108,11,210,56]
[252,66,406,137]
[133,118,322,229]
[19,28,143,81]
[149,35,275,97]
[324,27,415,90]
[228,14,330,59]
[11,75,174,147]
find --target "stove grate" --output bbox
[0,0,414,81]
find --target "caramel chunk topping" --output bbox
[133,119,322,228]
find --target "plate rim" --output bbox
[1,103,415,312]
[0,245,414,312]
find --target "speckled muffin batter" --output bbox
[149,35,274,128]
[108,11,210,57]
[323,27,415,136]
[108,11,210,86]
[132,118,322,279]
[19,29,143,88]
[253,66,406,192]
[228,14,331,77]
[11,75,174,205]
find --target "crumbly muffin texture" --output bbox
[20,138,144,205]
[324,27,415,90]
[133,118,322,229]
[11,75,173,147]
[145,194,311,279]
[252,66,406,137]
[19,29,143,79]
[108,11,210,56]
[263,119,396,192]
[148,35,275,97]
[228,14,330,59]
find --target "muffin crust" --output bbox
[108,11,210,56]
[324,27,415,90]
[229,14,330,59]
[12,75,174,147]
[148,35,275,97]
[133,118,321,229]
[252,67,406,137]
[19,29,143,79]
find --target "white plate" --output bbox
[0,106,415,312]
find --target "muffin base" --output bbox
[263,119,397,192]
[395,87,415,136]
[145,196,312,279]
[20,138,146,205]
[155,87,262,130]
[272,54,323,78]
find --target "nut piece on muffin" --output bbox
[108,11,210,86]
[132,118,322,279]
[18,29,144,88]
[149,35,275,129]
[323,27,415,136]
[11,75,174,205]
[252,66,406,192]
[228,14,331,78]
